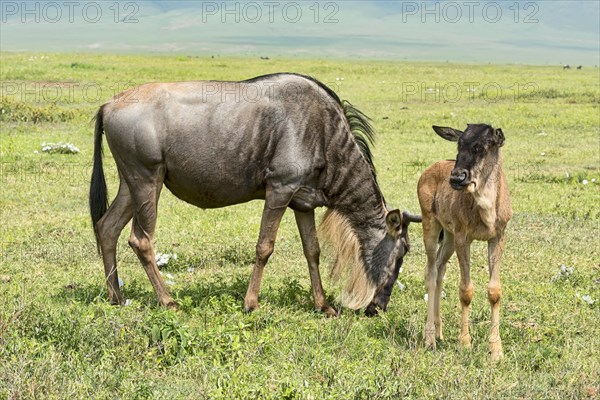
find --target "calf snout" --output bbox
[449,168,469,189]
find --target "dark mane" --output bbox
[341,100,377,178]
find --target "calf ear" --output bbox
[494,128,505,147]
[386,209,402,237]
[432,126,462,142]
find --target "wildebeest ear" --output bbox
[494,128,505,147]
[432,126,462,142]
[386,209,402,236]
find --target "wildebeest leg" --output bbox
[243,199,286,313]
[423,218,442,349]
[434,230,454,340]
[294,210,337,317]
[455,236,473,349]
[127,169,176,309]
[487,234,506,361]
[96,180,133,305]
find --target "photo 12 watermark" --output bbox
[400,81,540,103]
[0,1,140,24]
[1,80,142,105]
[199,1,340,23]
[400,1,539,24]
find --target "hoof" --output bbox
[424,334,437,350]
[424,338,437,350]
[108,292,125,306]
[459,334,472,350]
[364,303,379,317]
[243,300,258,314]
[110,299,125,306]
[322,305,338,317]
[424,324,437,349]
[489,340,503,361]
[165,301,178,310]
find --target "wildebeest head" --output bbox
[433,124,505,192]
[364,209,421,316]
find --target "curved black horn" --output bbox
[402,211,422,223]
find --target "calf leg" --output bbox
[423,218,442,349]
[488,234,506,361]
[455,236,473,349]
[294,210,336,316]
[96,180,133,305]
[433,231,454,340]
[243,196,286,313]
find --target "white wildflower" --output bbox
[118,277,124,287]
[582,179,588,185]
[165,280,175,286]
[553,264,574,281]
[540,152,546,156]
[424,293,428,302]
[40,141,80,154]
[580,295,595,305]
[124,299,133,306]
[187,267,195,273]
[165,273,174,280]
[441,290,446,299]
[396,281,406,291]
[33,150,39,154]
[155,252,170,267]
[155,251,178,267]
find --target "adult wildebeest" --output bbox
[90,73,420,315]
[417,124,512,360]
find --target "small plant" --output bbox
[576,293,596,306]
[41,142,80,154]
[155,252,178,267]
[552,264,574,282]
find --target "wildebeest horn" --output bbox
[402,211,422,223]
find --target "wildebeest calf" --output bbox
[417,124,512,360]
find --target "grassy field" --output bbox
[0,53,599,399]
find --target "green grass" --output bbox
[1,52,599,399]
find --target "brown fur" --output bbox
[418,147,512,360]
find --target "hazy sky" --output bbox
[1,1,599,64]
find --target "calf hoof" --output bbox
[459,333,472,350]
[424,334,437,350]
[424,324,437,349]
[489,339,504,361]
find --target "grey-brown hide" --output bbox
[90,73,418,315]
[417,124,512,360]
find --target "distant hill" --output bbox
[1,0,598,65]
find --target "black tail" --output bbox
[89,105,108,249]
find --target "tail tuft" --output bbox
[89,105,108,250]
